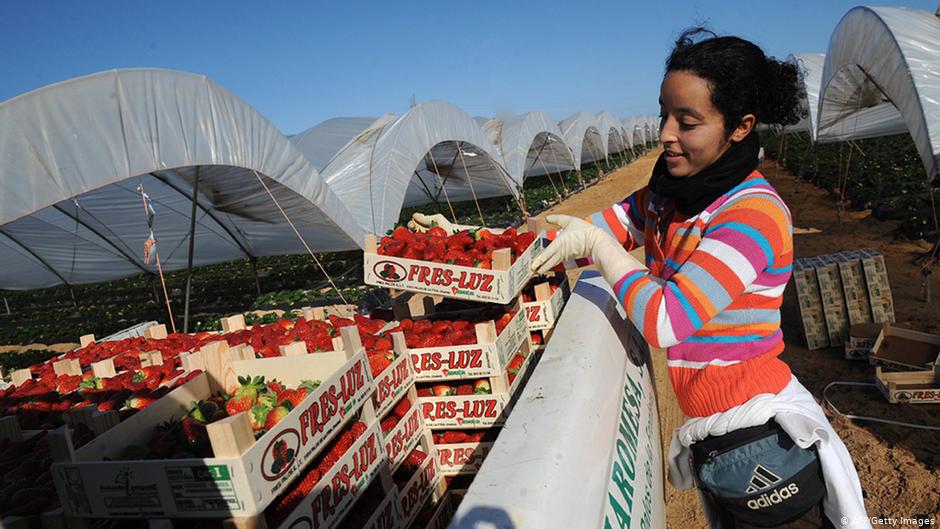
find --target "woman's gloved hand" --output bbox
[407,213,457,234]
[531,214,645,286]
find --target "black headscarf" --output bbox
[648,131,760,216]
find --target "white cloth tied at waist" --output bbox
[666,376,872,529]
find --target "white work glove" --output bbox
[531,214,645,287]
[407,212,500,235]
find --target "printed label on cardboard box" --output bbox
[419,395,508,429]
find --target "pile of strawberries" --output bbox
[392,447,429,488]
[0,431,56,518]
[129,375,322,460]
[266,420,370,527]
[432,429,492,444]
[377,226,536,269]
[379,397,413,435]
[396,309,515,350]
[416,379,492,397]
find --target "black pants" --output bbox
[690,420,834,529]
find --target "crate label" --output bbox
[246,352,374,504]
[419,395,507,429]
[166,465,240,512]
[400,455,440,526]
[385,406,424,471]
[373,354,414,418]
[278,424,385,529]
[437,441,493,476]
[893,389,940,403]
[411,346,492,379]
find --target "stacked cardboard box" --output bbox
[791,249,895,352]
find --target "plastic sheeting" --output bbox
[0,69,366,290]
[787,53,908,143]
[496,112,575,182]
[290,116,391,172]
[595,111,626,159]
[621,117,645,149]
[819,6,940,181]
[318,100,516,235]
[559,111,605,168]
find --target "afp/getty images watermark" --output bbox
[842,515,937,527]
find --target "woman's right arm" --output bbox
[546,187,649,269]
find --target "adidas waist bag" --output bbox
[690,419,826,527]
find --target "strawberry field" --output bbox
[0,145,646,348]
[763,130,937,240]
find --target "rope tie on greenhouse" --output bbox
[836,78,869,224]
[136,179,177,333]
[535,151,562,200]
[251,171,348,305]
[546,142,572,195]
[455,142,487,227]
[425,149,458,223]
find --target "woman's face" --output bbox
[658,70,733,178]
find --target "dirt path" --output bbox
[536,154,940,526]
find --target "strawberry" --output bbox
[392,226,414,243]
[367,354,393,376]
[248,404,270,431]
[225,394,255,417]
[350,421,368,439]
[473,379,492,395]
[507,355,524,377]
[187,400,221,423]
[125,393,158,410]
[392,397,411,419]
[266,379,286,395]
[403,448,427,471]
[431,384,455,397]
[441,431,469,444]
[232,375,264,402]
[317,450,341,475]
[416,387,432,397]
[427,226,448,238]
[277,389,307,409]
[264,405,292,431]
[180,417,209,453]
[456,384,474,396]
[299,379,321,393]
[380,417,398,434]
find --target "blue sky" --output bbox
[1,1,935,135]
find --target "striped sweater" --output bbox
[581,171,793,417]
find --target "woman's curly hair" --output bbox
[666,28,806,134]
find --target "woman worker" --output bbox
[412,29,871,529]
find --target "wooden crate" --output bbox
[844,323,885,360]
[383,388,431,475]
[870,325,940,372]
[363,220,544,304]
[522,274,571,332]
[418,342,536,429]
[875,367,940,404]
[405,299,528,381]
[50,327,376,519]
[398,440,446,529]
[421,490,466,529]
[372,333,417,420]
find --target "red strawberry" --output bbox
[266,379,286,395]
[427,226,448,238]
[381,416,398,434]
[125,393,158,410]
[431,384,455,397]
[180,417,209,452]
[403,448,427,471]
[416,387,432,397]
[392,398,411,419]
[263,405,291,431]
[441,431,469,444]
[225,394,254,417]
[367,354,393,376]
[473,379,492,395]
[317,451,341,475]
[277,389,307,409]
[392,226,414,243]
[456,384,473,396]
[350,421,368,439]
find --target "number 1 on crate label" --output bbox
[166,465,241,512]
